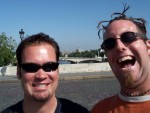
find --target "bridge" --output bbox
[59,57,103,63]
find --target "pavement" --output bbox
[0,71,115,82]
[0,71,120,112]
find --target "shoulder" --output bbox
[58,98,89,113]
[91,95,118,113]
[1,101,23,113]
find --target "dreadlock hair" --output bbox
[97,4,148,40]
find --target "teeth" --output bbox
[118,56,132,63]
[33,84,47,87]
[38,84,46,87]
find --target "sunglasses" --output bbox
[20,62,59,73]
[101,32,144,50]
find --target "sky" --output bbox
[0,0,150,52]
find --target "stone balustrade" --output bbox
[0,63,111,76]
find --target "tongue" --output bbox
[121,60,133,68]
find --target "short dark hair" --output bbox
[16,33,60,66]
[97,4,148,40]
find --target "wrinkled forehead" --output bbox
[103,20,138,39]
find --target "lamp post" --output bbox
[19,29,25,41]
[97,48,100,58]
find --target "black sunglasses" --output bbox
[101,32,144,50]
[20,62,59,73]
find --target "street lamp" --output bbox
[97,48,100,58]
[19,29,25,41]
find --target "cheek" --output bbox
[106,51,114,63]
[47,70,59,82]
[52,71,59,80]
[21,72,34,84]
[133,42,143,51]
[132,42,149,58]
[20,73,34,93]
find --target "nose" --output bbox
[115,38,127,51]
[35,69,47,79]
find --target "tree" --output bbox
[0,32,17,66]
[68,50,96,58]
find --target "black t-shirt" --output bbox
[1,98,89,113]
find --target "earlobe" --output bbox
[146,40,150,56]
[17,65,22,80]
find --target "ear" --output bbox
[17,64,22,80]
[146,40,150,56]
[57,67,59,78]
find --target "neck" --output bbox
[121,89,150,96]
[121,70,150,97]
[23,96,57,113]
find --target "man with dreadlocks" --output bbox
[92,5,150,113]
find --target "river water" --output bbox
[59,60,71,64]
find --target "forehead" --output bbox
[108,19,137,29]
[104,20,138,38]
[23,43,54,51]
[22,44,56,62]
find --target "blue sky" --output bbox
[0,0,150,52]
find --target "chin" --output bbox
[122,75,140,88]
[32,92,51,102]
[33,96,50,102]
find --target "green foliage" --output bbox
[67,49,106,58]
[0,32,17,66]
[68,50,97,58]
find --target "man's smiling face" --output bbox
[104,20,150,88]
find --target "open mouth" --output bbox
[118,56,136,69]
[33,83,49,88]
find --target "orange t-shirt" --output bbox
[92,94,150,113]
